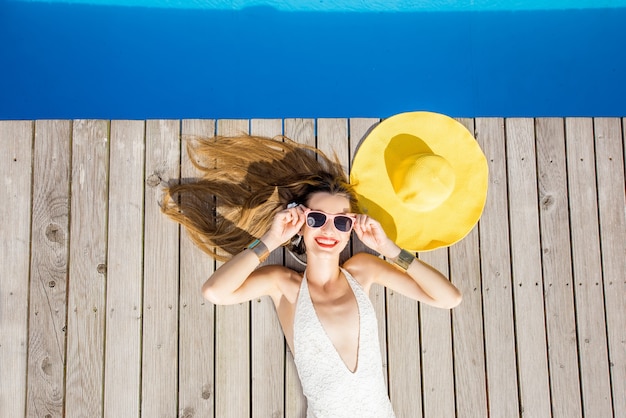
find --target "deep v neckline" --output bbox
[304,269,361,374]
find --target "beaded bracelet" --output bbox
[247,239,270,263]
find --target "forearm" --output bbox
[405,257,461,308]
[380,241,462,308]
[202,233,282,303]
[202,249,261,302]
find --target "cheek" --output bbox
[337,234,352,251]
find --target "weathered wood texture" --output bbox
[451,118,489,418]
[104,120,145,418]
[475,118,518,417]
[250,118,285,418]
[179,119,216,418]
[27,120,72,418]
[214,119,251,418]
[506,118,551,417]
[565,119,614,417]
[536,118,581,417]
[1,117,623,418]
[142,120,181,417]
[0,121,33,418]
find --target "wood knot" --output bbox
[146,173,162,187]
[541,195,554,210]
[41,356,53,375]
[97,264,107,274]
[201,385,212,400]
[45,223,64,244]
[181,407,195,417]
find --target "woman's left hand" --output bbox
[352,214,399,258]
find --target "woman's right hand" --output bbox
[262,204,307,250]
[203,204,305,305]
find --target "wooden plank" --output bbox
[141,120,181,417]
[348,117,378,159]
[535,118,582,417]
[317,118,350,264]
[250,118,285,418]
[316,118,349,167]
[319,118,381,411]
[418,248,454,418]
[384,115,422,418]
[386,289,421,418]
[65,120,109,417]
[594,118,626,417]
[0,121,33,417]
[15,115,623,418]
[348,118,389,390]
[178,119,217,418]
[9,118,626,417]
[283,118,315,418]
[506,118,551,417]
[451,226,487,418]
[215,119,251,418]
[449,118,487,418]
[103,120,145,418]
[26,120,72,418]
[474,117,519,416]
[565,118,613,417]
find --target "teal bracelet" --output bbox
[393,249,415,270]
[247,239,270,263]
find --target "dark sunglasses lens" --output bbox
[307,212,327,228]
[334,216,353,232]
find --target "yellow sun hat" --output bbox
[350,111,488,252]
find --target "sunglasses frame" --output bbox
[304,209,356,233]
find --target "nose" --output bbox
[320,218,335,233]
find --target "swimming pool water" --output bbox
[2,1,625,119]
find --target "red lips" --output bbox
[314,237,339,248]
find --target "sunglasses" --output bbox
[304,210,356,233]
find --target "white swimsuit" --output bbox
[294,268,396,418]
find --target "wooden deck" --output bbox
[1,118,624,418]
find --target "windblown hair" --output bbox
[161,135,359,261]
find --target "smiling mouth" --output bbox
[314,237,339,248]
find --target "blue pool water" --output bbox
[10,0,626,12]
[1,1,625,119]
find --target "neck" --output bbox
[305,254,342,287]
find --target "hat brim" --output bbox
[350,111,488,251]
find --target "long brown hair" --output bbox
[161,135,358,261]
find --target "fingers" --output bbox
[277,205,306,228]
[290,205,306,226]
[354,214,379,232]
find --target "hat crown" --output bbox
[391,153,455,212]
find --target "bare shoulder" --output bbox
[343,252,388,288]
[254,264,302,302]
